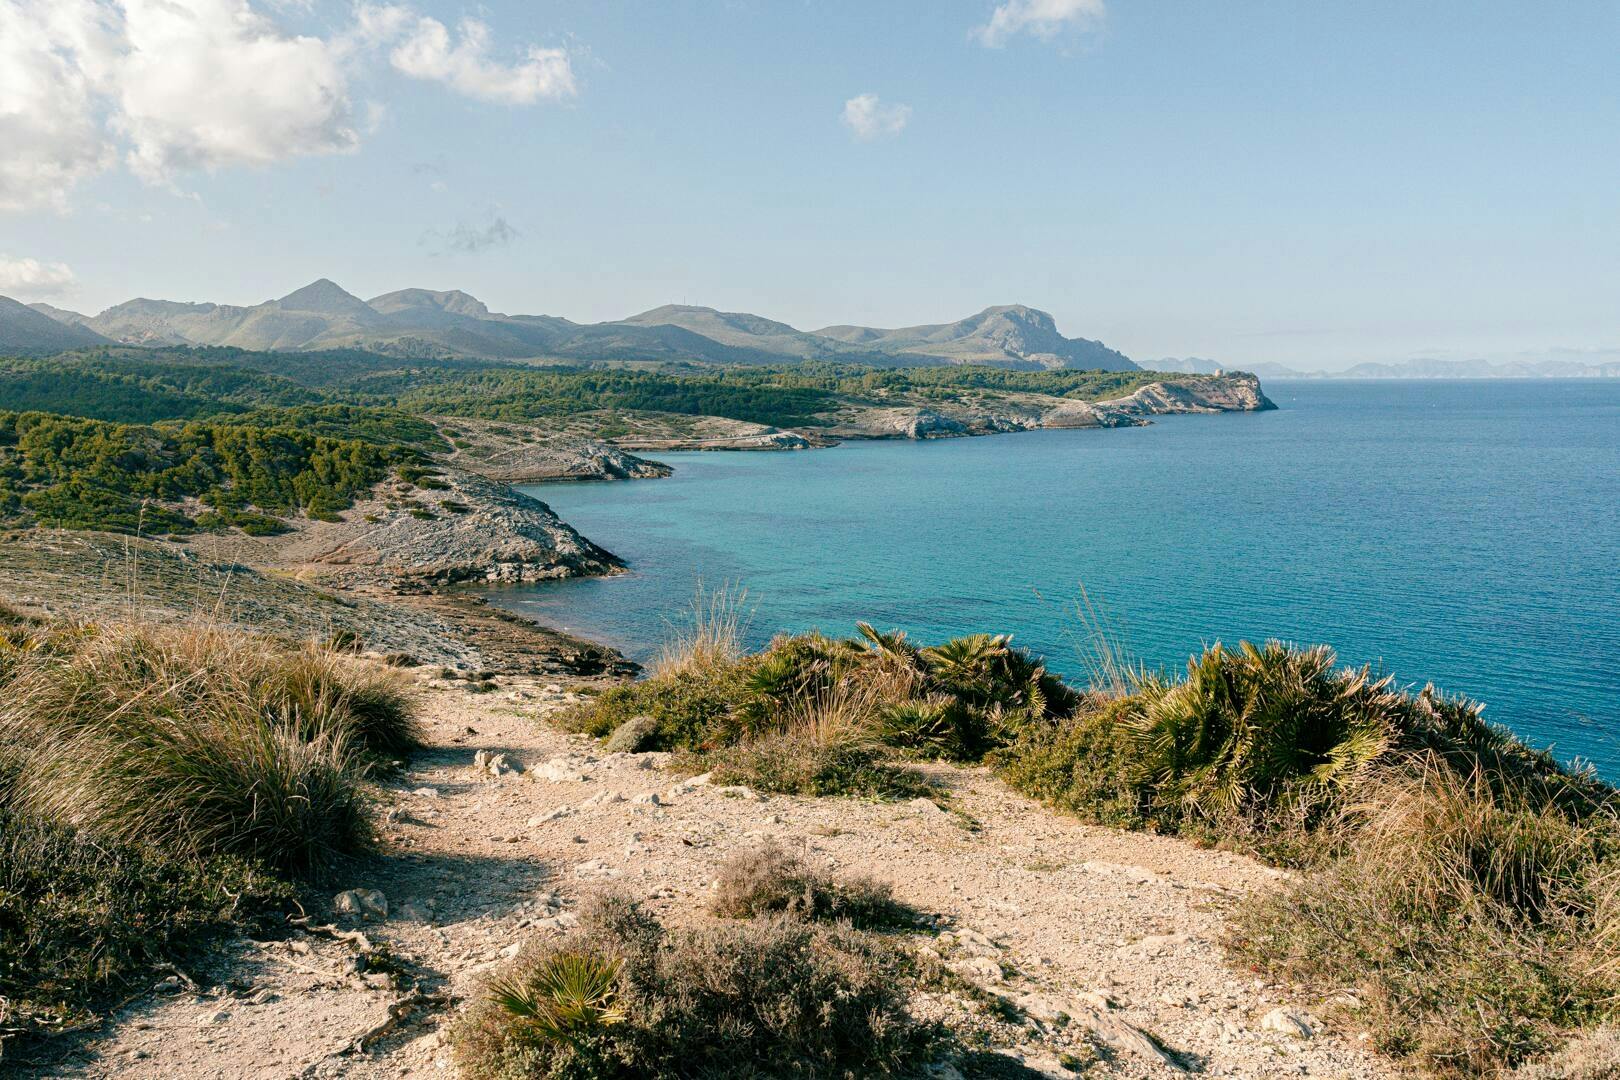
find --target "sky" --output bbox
[1,0,1617,370]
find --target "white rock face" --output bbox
[272,466,622,586]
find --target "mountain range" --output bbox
[1201,358,1620,379]
[1,279,1137,371]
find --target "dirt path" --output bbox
[18,672,1395,1080]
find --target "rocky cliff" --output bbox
[259,467,622,587]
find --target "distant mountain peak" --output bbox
[368,288,491,318]
[276,278,373,315]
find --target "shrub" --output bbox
[705,688,935,801]
[0,620,412,874]
[454,894,942,1079]
[711,841,912,928]
[566,621,1078,765]
[0,807,292,1032]
[990,699,1144,829]
[1229,762,1619,1076]
[560,658,756,750]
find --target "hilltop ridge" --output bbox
[4,279,1141,371]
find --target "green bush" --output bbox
[705,721,935,801]
[454,894,942,1079]
[0,808,292,1032]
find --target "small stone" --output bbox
[197,1009,230,1025]
[334,888,388,920]
[537,758,588,782]
[582,791,625,808]
[486,753,524,777]
[1260,1007,1316,1039]
[688,771,714,786]
[528,807,575,826]
[631,792,662,805]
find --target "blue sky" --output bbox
[1,0,1616,369]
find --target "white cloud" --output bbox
[359,5,576,105]
[116,0,358,182]
[0,0,576,212]
[974,0,1105,47]
[0,254,78,296]
[0,0,120,211]
[841,93,911,141]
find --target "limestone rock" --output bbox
[1260,1007,1316,1039]
[334,888,388,920]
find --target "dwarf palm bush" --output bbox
[487,952,626,1047]
[1122,641,1402,824]
[456,893,941,1080]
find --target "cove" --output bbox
[495,379,1620,774]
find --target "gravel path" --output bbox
[19,671,1395,1080]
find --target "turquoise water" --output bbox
[497,380,1620,773]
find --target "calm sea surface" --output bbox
[496,380,1620,773]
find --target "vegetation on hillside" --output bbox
[562,598,1620,1077]
[0,354,321,421]
[0,409,419,534]
[0,607,417,1036]
[3,347,1198,436]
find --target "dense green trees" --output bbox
[0,411,410,534]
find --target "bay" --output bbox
[496,379,1620,773]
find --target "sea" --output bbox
[492,379,1620,774]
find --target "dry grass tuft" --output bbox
[710,840,913,928]
[1230,758,1619,1076]
[0,619,416,874]
[651,583,749,678]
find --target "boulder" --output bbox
[604,714,660,754]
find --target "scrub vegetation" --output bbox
[0,605,418,1037]
[564,594,1620,1077]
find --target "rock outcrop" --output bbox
[433,417,672,483]
[268,467,622,587]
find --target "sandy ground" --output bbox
[13,671,1396,1080]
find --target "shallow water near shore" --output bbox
[498,379,1620,774]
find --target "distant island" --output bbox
[2,279,1135,372]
